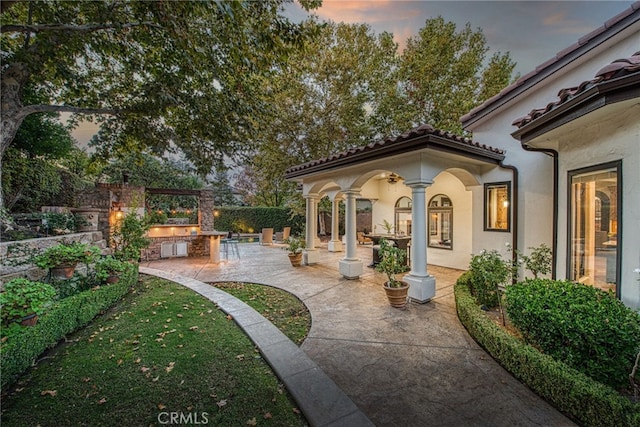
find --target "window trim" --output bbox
[428,194,453,250]
[566,160,622,299]
[484,181,511,232]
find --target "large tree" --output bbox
[393,17,517,134]
[239,21,399,206]
[0,0,320,208]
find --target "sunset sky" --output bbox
[285,0,634,76]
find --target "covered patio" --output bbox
[285,124,513,303]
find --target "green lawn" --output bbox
[1,275,310,426]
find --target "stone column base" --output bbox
[328,241,343,252]
[339,259,363,279]
[304,250,321,265]
[405,274,436,303]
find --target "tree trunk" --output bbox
[0,62,31,211]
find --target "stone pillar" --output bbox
[339,190,363,279]
[328,196,343,252]
[404,181,436,303]
[304,194,320,265]
[199,189,215,232]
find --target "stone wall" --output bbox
[0,232,108,284]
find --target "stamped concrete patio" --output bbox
[142,242,575,426]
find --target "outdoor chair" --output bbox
[357,231,373,245]
[275,226,291,243]
[260,228,274,245]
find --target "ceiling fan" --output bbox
[387,173,401,184]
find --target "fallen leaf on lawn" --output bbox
[236,354,245,361]
[41,390,57,397]
[98,397,107,404]
[117,359,123,365]
[141,366,150,373]
[246,418,257,426]
[152,376,159,382]
[108,354,115,359]
[216,399,227,408]
[226,314,233,320]
[189,326,198,331]
[176,314,183,318]
[134,358,141,364]
[165,362,175,373]
[264,413,272,419]
[158,403,166,410]
[166,318,172,323]
[82,377,91,382]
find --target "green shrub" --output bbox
[0,264,137,390]
[468,250,511,307]
[455,280,640,427]
[0,278,57,325]
[213,206,304,235]
[505,279,640,389]
[34,241,100,269]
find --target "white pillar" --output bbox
[404,181,436,302]
[328,196,343,252]
[339,190,363,279]
[304,194,320,264]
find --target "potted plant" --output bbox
[379,219,394,235]
[284,236,305,267]
[35,241,101,279]
[94,256,129,284]
[0,278,57,326]
[375,238,410,308]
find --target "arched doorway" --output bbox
[394,196,412,236]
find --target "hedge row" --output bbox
[214,206,304,235]
[454,278,640,427]
[0,264,138,390]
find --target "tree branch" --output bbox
[1,21,161,34]
[22,104,118,116]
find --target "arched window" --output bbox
[428,194,452,250]
[395,197,412,236]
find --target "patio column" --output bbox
[328,196,343,252]
[339,190,363,279]
[304,193,320,265]
[404,181,436,303]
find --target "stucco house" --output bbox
[285,4,640,309]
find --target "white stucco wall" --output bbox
[465,25,639,308]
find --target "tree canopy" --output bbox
[0,0,320,176]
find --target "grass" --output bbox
[1,275,310,426]
[212,281,310,345]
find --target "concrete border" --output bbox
[140,267,373,427]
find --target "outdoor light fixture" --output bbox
[387,173,400,184]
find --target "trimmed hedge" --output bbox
[213,206,304,235]
[455,279,640,427]
[505,279,640,389]
[0,264,138,390]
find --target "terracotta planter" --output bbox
[383,281,410,308]
[288,252,303,267]
[20,313,39,326]
[51,263,77,279]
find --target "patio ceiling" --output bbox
[285,124,505,181]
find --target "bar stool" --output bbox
[221,238,240,260]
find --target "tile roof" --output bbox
[460,2,640,127]
[285,124,504,178]
[511,51,640,128]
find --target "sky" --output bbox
[285,0,635,76]
[70,0,635,145]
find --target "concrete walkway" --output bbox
[141,243,575,427]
